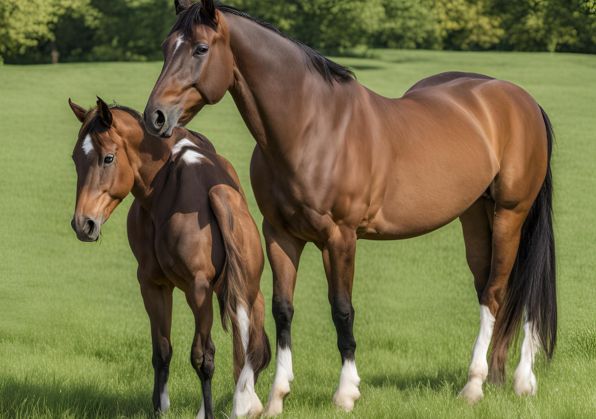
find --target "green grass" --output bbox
[1,50,595,418]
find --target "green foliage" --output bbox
[492,0,596,52]
[89,0,175,61]
[236,0,386,51]
[435,0,504,50]
[1,0,594,63]
[0,0,94,57]
[373,0,439,49]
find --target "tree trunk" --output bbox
[51,42,59,64]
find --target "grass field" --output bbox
[1,50,595,418]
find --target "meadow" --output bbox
[0,50,595,418]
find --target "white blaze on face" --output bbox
[172,138,205,165]
[232,305,263,418]
[173,35,185,55]
[82,134,95,156]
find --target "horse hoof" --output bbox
[232,392,263,419]
[263,378,291,417]
[263,397,284,417]
[513,370,537,396]
[333,385,361,412]
[459,381,484,405]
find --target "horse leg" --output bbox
[483,207,529,386]
[140,280,174,413]
[513,319,540,396]
[187,277,216,419]
[322,227,360,412]
[263,220,305,417]
[458,199,494,404]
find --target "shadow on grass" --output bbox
[349,64,385,71]
[391,56,432,64]
[367,367,465,394]
[0,377,150,417]
[0,377,239,417]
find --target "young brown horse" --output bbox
[144,1,557,414]
[69,97,270,418]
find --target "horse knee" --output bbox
[152,337,172,370]
[191,341,215,380]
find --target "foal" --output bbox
[69,97,270,418]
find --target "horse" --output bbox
[69,97,271,418]
[143,1,557,414]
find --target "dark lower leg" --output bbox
[152,338,172,412]
[331,296,356,362]
[263,221,304,415]
[322,228,360,411]
[140,282,173,413]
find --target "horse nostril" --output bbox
[85,219,96,235]
[153,110,166,129]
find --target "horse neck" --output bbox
[117,114,173,206]
[225,13,341,156]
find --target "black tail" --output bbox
[491,106,557,375]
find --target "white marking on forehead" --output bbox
[81,134,95,156]
[172,138,205,165]
[173,35,185,55]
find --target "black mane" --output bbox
[170,3,355,84]
[83,104,143,137]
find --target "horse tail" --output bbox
[490,106,557,377]
[208,185,271,381]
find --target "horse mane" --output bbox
[81,103,143,138]
[169,3,355,84]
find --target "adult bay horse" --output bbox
[144,1,557,414]
[69,97,270,418]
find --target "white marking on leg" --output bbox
[81,134,94,156]
[232,305,263,418]
[196,397,205,419]
[264,345,294,416]
[460,305,495,404]
[513,321,539,396]
[172,138,205,165]
[333,359,361,412]
[159,383,170,412]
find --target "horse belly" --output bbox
[364,133,498,239]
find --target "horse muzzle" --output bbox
[72,215,101,242]
[143,104,182,138]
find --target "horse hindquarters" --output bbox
[491,107,556,391]
[460,105,556,403]
[209,185,271,418]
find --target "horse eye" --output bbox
[104,154,114,165]
[194,44,209,56]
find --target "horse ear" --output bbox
[174,0,193,15]
[96,97,112,128]
[68,98,87,123]
[201,0,215,19]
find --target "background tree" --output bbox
[373,0,439,49]
[1,0,594,64]
[0,0,97,63]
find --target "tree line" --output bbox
[1,0,594,64]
